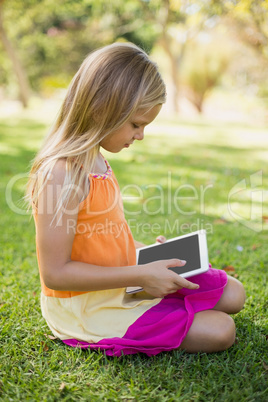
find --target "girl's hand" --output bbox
[155,235,166,244]
[139,259,199,298]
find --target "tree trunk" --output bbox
[157,0,180,114]
[161,32,180,114]
[0,0,30,108]
[185,88,204,113]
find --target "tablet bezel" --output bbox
[126,230,209,294]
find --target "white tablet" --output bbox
[126,230,209,294]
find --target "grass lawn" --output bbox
[0,113,267,401]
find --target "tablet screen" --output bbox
[138,234,201,275]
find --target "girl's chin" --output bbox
[100,144,129,153]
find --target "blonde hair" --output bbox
[26,42,166,216]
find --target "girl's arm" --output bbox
[134,236,166,249]
[36,161,199,298]
[134,239,146,249]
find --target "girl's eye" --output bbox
[132,123,140,129]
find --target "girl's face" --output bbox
[100,104,162,153]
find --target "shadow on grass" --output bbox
[1,136,266,226]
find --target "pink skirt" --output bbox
[62,267,228,356]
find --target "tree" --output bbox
[0,0,30,107]
[181,41,229,112]
[202,0,268,102]
[136,0,208,113]
[0,0,160,99]
[0,0,105,98]
[3,0,262,113]
[0,0,209,112]
[205,0,268,58]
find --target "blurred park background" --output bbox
[0,0,268,122]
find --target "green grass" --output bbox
[0,114,268,401]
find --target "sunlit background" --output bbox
[0,0,268,125]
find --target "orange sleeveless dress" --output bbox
[38,157,161,344]
[37,156,228,356]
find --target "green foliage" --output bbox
[1,0,102,92]
[205,0,268,57]
[1,0,268,111]
[0,0,163,94]
[0,113,268,400]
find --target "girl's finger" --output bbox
[156,235,166,244]
[164,259,200,290]
[165,258,186,267]
[175,276,199,290]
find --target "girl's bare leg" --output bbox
[179,310,236,353]
[213,275,246,314]
[179,276,245,353]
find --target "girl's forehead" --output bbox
[132,104,162,124]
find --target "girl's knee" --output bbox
[231,278,246,314]
[216,314,236,350]
[216,276,246,314]
[180,311,236,353]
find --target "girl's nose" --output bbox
[134,129,144,141]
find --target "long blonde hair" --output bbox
[26,42,166,216]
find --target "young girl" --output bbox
[27,42,246,357]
